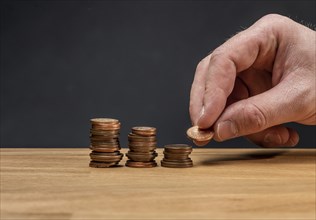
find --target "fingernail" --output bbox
[288,135,299,147]
[199,106,205,118]
[196,106,205,126]
[217,120,238,140]
[288,138,297,147]
[264,133,282,144]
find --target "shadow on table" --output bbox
[200,150,288,166]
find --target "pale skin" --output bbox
[189,14,316,147]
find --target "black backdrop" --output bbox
[1,0,315,148]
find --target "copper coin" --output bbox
[90,152,123,162]
[128,134,156,142]
[89,146,121,153]
[125,160,157,168]
[128,146,157,153]
[127,150,157,157]
[89,161,119,168]
[90,129,120,135]
[90,118,119,124]
[163,152,190,160]
[164,144,192,154]
[128,141,157,147]
[90,134,119,138]
[90,136,119,142]
[90,139,120,145]
[161,160,193,168]
[126,152,157,162]
[91,151,120,155]
[127,150,157,155]
[162,158,192,163]
[91,123,121,130]
[132,126,156,136]
[186,126,214,142]
[90,151,122,157]
[90,142,120,147]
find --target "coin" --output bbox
[126,151,158,162]
[127,151,158,156]
[132,126,156,136]
[91,119,121,129]
[90,129,120,136]
[163,152,191,160]
[90,136,119,142]
[90,152,123,163]
[128,141,157,147]
[164,144,192,154]
[90,142,120,147]
[91,151,121,156]
[89,146,121,153]
[162,158,192,163]
[128,145,157,152]
[186,126,214,142]
[89,161,119,168]
[128,134,156,142]
[91,123,121,130]
[90,118,119,124]
[125,160,157,168]
[161,160,193,168]
[90,140,120,145]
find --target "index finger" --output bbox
[189,55,211,125]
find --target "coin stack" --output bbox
[125,127,158,168]
[89,118,123,168]
[161,144,193,168]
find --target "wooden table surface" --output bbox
[1,148,315,220]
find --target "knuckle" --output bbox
[196,57,209,73]
[238,102,268,133]
[209,49,224,62]
[196,61,204,72]
[256,14,291,30]
[261,13,283,20]
[259,14,287,24]
[210,48,236,71]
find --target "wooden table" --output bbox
[1,148,315,220]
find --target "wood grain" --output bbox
[1,148,315,220]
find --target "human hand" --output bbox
[189,14,316,147]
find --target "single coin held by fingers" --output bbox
[186,126,214,142]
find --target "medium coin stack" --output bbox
[125,127,158,168]
[89,118,123,168]
[161,144,193,168]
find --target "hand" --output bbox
[189,14,316,147]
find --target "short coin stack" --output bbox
[126,127,158,168]
[161,144,193,168]
[89,118,123,168]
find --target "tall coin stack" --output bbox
[126,127,158,168]
[89,118,123,168]
[161,144,193,168]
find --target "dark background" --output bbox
[1,0,315,148]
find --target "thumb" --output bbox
[213,83,300,141]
